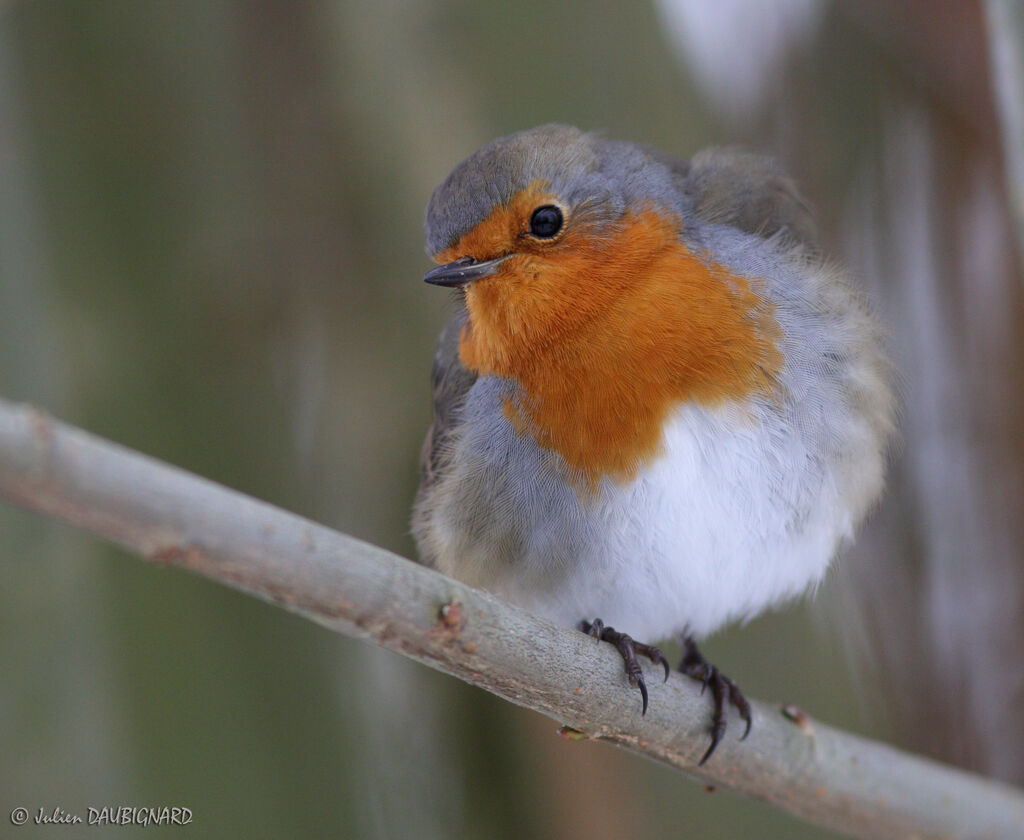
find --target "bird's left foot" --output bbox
[679,635,753,765]
[580,618,670,715]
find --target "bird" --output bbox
[412,124,895,764]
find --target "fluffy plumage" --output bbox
[414,124,894,642]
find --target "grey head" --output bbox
[424,125,819,261]
[423,124,690,257]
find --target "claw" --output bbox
[698,726,723,767]
[577,623,752,760]
[725,675,753,740]
[580,618,667,715]
[680,635,753,763]
[700,668,728,764]
[637,643,671,682]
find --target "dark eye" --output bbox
[529,205,563,238]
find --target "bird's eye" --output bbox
[528,205,563,238]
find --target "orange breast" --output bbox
[440,204,783,490]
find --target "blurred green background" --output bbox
[2,2,1022,838]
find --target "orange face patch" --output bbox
[434,189,783,490]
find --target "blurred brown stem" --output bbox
[0,397,1022,840]
[985,0,1024,266]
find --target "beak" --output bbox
[423,255,510,288]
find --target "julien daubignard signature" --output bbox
[10,805,192,827]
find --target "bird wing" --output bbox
[417,302,477,501]
[681,147,819,251]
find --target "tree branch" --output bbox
[0,396,1021,840]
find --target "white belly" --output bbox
[493,401,855,640]
[420,381,883,642]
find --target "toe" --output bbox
[580,619,660,714]
[638,643,671,682]
[725,678,753,740]
[698,668,729,765]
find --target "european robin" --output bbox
[413,124,895,764]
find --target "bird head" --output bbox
[423,124,689,377]
[422,125,782,485]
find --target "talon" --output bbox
[580,618,664,715]
[698,727,723,767]
[699,671,710,695]
[636,642,671,682]
[637,674,649,715]
[726,677,753,740]
[701,668,728,764]
[658,651,670,682]
[680,635,753,763]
